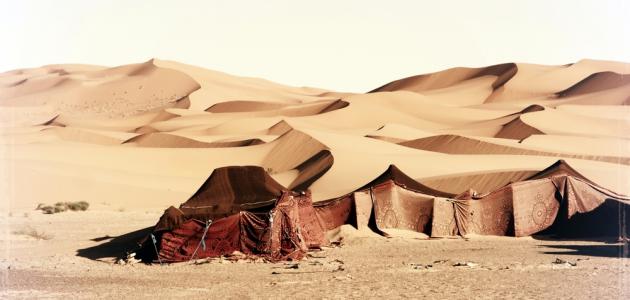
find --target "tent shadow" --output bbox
[76,227,153,261]
[532,234,622,243]
[540,243,629,258]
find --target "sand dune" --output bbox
[0,60,200,120]
[556,71,630,97]
[44,127,139,145]
[123,132,264,148]
[153,59,340,111]
[206,99,349,117]
[488,59,630,102]
[371,63,517,95]
[2,58,629,214]
[399,134,630,165]
[261,129,329,174]
[520,109,630,139]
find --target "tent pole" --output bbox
[190,220,212,261]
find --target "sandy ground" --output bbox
[1,209,629,299]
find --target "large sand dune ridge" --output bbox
[2,58,630,210]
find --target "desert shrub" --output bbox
[12,226,53,240]
[67,201,89,211]
[40,206,55,214]
[54,203,68,213]
[36,201,89,214]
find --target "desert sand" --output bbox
[1,58,629,298]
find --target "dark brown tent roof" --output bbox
[179,166,286,219]
[526,160,596,184]
[358,165,456,198]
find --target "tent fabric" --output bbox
[139,161,630,263]
[180,166,285,220]
[513,175,630,237]
[324,161,629,239]
[295,191,327,249]
[430,198,473,237]
[353,190,373,231]
[153,191,318,262]
[526,159,596,183]
[466,186,513,236]
[371,182,434,234]
[139,166,326,263]
[430,198,458,237]
[158,214,244,262]
[153,206,187,233]
[265,193,306,261]
[512,179,561,236]
[313,196,353,231]
[358,165,455,198]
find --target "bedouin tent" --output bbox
[313,160,630,238]
[138,161,629,263]
[136,166,326,263]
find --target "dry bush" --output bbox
[36,201,90,214]
[54,203,68,213]
[12,226,53,240]
[40,206,55,214]
[67,201,89,211]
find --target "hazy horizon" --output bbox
[2,0,629,92]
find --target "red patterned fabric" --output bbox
[431,198,458,237]
[313,196,353,231]
[512,179,559,237]
[158,214,242,262]
[296,192,327,248]
[267,193,308,261]
[467,186,512,236]
[152,191,323,263]
[371,181,434,234]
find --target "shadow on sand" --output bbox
[540,243,629,258]
[533,235,630,258]
[76,227,153,261]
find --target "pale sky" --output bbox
[1,0,629,92]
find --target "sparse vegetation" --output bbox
[12,226,53,240]
[54,202,68,213]
[36,201,90,214]
[40,206,55,214]
[66,201,90,211]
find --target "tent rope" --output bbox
[150,233,163,266]
[190,219,212,261]
[266,210,274,254]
